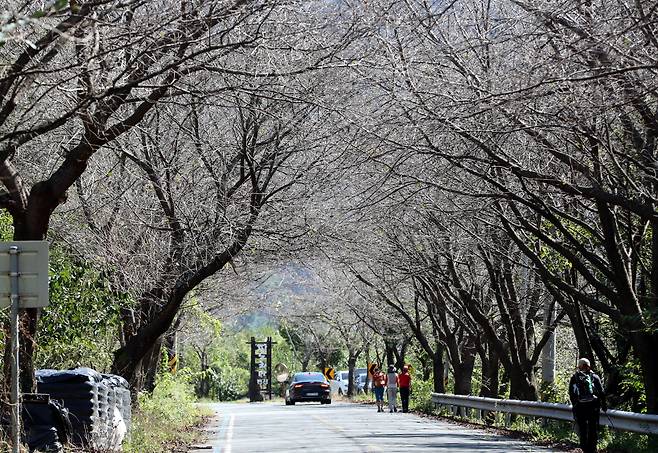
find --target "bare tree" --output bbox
[0,0,286,395]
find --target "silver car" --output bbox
[330,371,349,395]
[355,373,371,393]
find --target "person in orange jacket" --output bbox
[372,366,386,412]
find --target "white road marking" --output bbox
[223,413,235,453]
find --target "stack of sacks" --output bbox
[36,368,131,450]
[102,373,131,448]
[21,396,72,452]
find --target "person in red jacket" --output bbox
[398,365,412,413]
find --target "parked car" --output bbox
[331,371,349,395]
[355,373,371,393]
[285,372,331,405]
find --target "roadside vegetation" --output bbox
[123,372,209,453]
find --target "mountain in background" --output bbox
[230,264,325,329]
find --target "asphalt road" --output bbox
[189,401,557,452]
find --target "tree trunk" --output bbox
[197,351,210,398]
[565,300,595,368]
[385,342,395,367]
[479,343,499,424]
[508,364,539,401]
[347,355,356,397]
[394,341,408,370]
[499,368,509,397]
[420,353,431,381]
[541,299,556,384]
[479,345,499,398]
[452,350,476,395]
[432,347,445,393]
[142,336,163,393]
[111,290,185,387]
[633,332,658,414]
[163,322,179,372]
[364,345,370,395]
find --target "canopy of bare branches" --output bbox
[1,0,657,418]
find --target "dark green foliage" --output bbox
[35,248,123,370]
[0,210,123,371]
[617,357,646,413]
[409,378,435,413]
[195,366,250,401]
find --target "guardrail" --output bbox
[431,393,658,435]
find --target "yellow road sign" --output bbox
[323,367,335,380]
[168,355,179,374]
[368,363,378,377]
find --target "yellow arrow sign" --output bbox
[368,363,378,377]
[323,367,335,380]
[168,355,179,374]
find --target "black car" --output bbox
[285,372,331,405]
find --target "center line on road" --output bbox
[311,413,383,452]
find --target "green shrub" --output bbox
[123,372,207,453]
[211,366,249,401]
[410,378,434,414]
[194,365,249,401]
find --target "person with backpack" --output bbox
[398,365,412,413]
[372,366,386,412]
[569,358,607,453]
[385,364,398,413]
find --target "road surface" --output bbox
[189,401,558,452]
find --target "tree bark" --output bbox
[479,344,499,398]
[385,341,395,367]
[633,332,658,414]
[452,347,476,395]
[141,336,163,394]
[112,289,186,388]
[508,364,539,401]
[196,350,210,398]
[347,355,356,397]
[432,347,445,393]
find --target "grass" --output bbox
[122,373,211,453]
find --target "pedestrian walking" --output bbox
[398,365,412,413]
[372,366,386,412]
[569,358,607,453]
[385,364,398,413]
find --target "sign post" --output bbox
[9,246,20,453]
[248,337,276,401]
[0,241,49,453]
